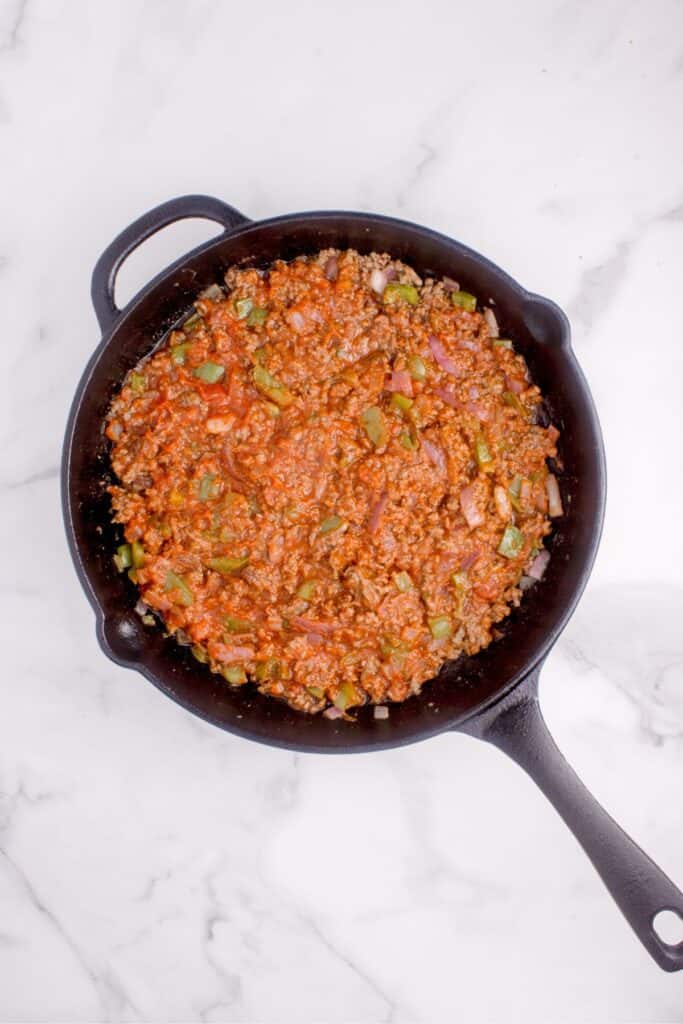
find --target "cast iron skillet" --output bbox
[62,195,683,970]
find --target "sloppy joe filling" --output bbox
[106,249,561,715]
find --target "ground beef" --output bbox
[106,250,561,715]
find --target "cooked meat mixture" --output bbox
[106,250,563,715]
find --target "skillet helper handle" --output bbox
[91,195,250,332]
[469,673,683,971]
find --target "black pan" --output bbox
[62,195,683,970]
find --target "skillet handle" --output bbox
[91,195,250,332]
[462,668,683,971]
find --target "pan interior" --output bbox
[64,212,605,752]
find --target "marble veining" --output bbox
[1,0,683,1020]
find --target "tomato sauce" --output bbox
[106,250,561,715]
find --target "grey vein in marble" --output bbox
[296,911,397,1024]
[4,463,59,489]
[0,848,141,1021]
[568,195,683,330]
[562,584,683,745]
[396,142,438,211]
[0,0,28,54]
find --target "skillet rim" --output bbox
[62,207,607,753]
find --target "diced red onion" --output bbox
[381,530,397,556]
[505,375,525,395]
[439,551,459,573]
[459,484,484,529]
[292,616,336,635]
[306,632,324,646]
[374,705,389,720]
[289,310,306,332]
[368,490,389,533]
[216,644,254,663]
[546,474,563,517]
[135,599,149,617]
[428,335,461,376]
[519,575,536,591]
[483,308,499,338]
[422,439,447,474]
[222,446,244,483]
[527,548,551,580]
[324,706,344,720]
[313,473,328,501]
[324,256,338,281]
[494,485,512,520]
[370,269,388,294]
[547,425,560,443]
[457,337,479,352]
[386,371,413,396]
[443,276,459,291]
[466,386,489,419]
[384,266,398,281]
[434,386,461,409]
[466,400,490,421]
[460,547,481,570]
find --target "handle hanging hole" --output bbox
[653,909,683,947]
[114,218,225,310]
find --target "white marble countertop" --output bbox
[2,0,683,1019]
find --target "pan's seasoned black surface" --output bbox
[62,196,683,970]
